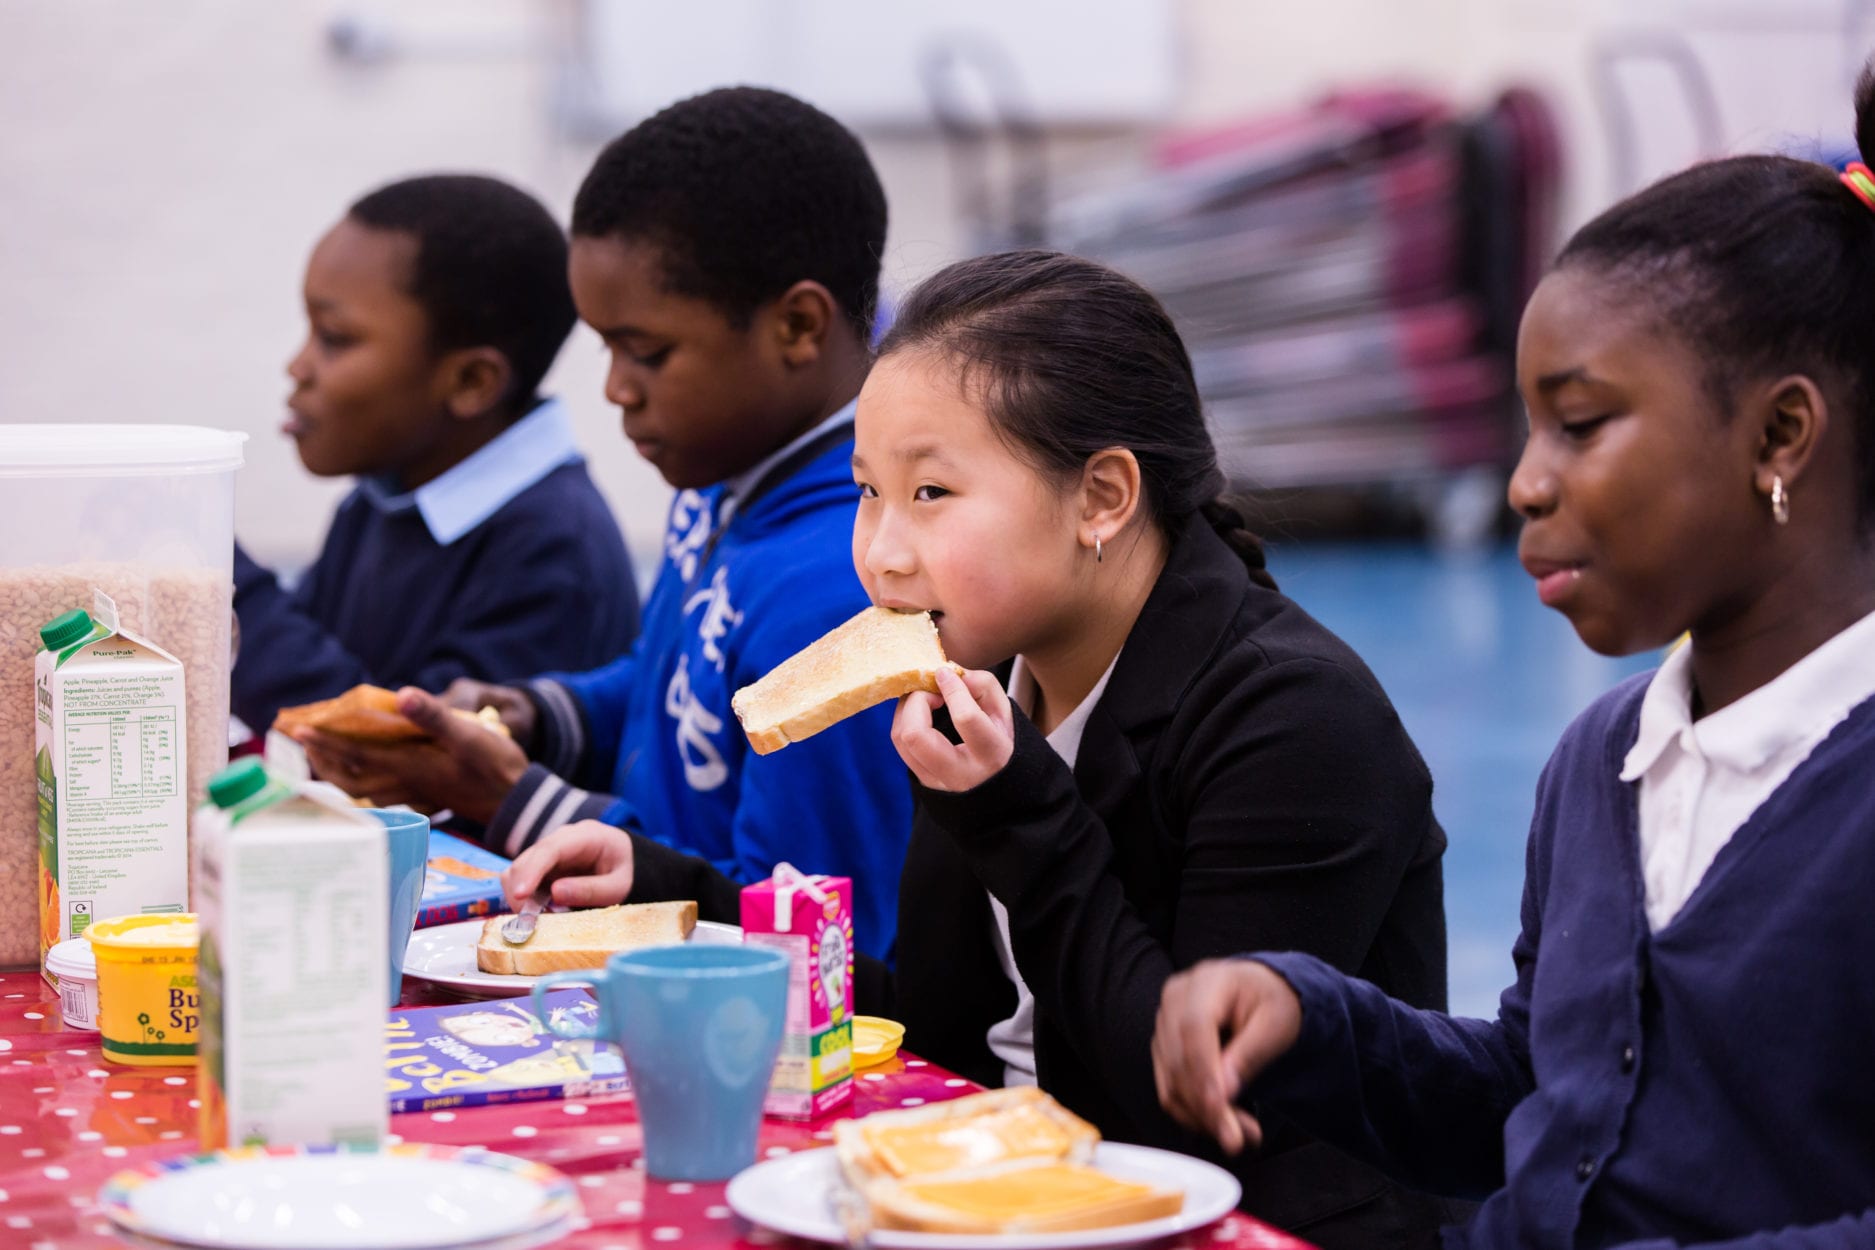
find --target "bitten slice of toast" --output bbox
[473,901,698,975]
[731,608,960,754]
[274,683,510,742]
[863,1158,1184,1234]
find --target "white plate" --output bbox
[402,916,743,997]
[725,1142,1242,1249]
[101,1143,579,1250]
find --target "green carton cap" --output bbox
[39,609,95,653]
[207,757,271,809]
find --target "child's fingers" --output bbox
[1152,971,1231,1135]
[892,690,939,744]
[1215,968,1303,1090]
[502,845,554,907]
[956,667,1013,729]
[547,822,635,905]
[934,668,1013,772]
[551,864,634,909]
[934,667,990,733]
[297,731,390,797]
[397,686,466,747]
[1231,1106,1264,1153]
[892,695,980,789]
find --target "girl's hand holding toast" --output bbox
[502,820,635,910]
[1152,959,1304,1156]
[293,686,530,823]
[892,667,1014,792]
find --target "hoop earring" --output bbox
[1094,534,1103,563]
[1771,475,1791,526]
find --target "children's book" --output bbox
[385,989,627,1114]
[418,830,512,928]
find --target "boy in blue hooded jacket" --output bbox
[291,88,909,961]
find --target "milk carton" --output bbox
[739,865,853,1119]
[34,593,189,982]
[194,757,387,1150]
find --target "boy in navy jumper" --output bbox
[1152,76,1875,1249]
[293,90,911,961]
[233,175,639,733]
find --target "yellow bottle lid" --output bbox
[852,1015,907,1068]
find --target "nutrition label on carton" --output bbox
[63,705,180,801]
[40,650,188,921]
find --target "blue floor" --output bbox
[1265,541,1658,1019]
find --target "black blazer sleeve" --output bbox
[913,654,1437,1150]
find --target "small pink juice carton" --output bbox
[739,865,853,1119]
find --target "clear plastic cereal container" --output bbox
[0,425,245,968]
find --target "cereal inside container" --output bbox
[0,425,245,968]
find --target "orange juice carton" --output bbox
[193,757,387,1149]
[739,864,853,1119]
[34,592,188,983]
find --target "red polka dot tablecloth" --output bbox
[0,971,1312,1249]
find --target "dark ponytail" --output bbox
[878,249,1277,589]
[1552,56,1875,527]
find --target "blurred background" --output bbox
[4,0,1871,1014]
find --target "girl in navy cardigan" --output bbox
[1152,71,1875,1250]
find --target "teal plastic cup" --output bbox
[369,808,431,1007]
[534,943,789,1180]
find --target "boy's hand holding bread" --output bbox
[274,682,512,742]
[831,1087,1183,1233]
[282,684,530,821]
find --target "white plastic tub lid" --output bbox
[0,425,246,477]
[46,936,97,979]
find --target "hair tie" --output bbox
[1842,161,1875,212]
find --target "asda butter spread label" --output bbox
[97,919,198,947]
[901,1165,1156,1221]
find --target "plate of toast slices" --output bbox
[402,902,740,997]
[726,1087,1241,1248]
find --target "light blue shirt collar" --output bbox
[356,397,582,545]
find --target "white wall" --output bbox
[3,0,1867,570]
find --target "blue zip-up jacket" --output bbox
[483,424,912,960]
[1247,674,1875,1248]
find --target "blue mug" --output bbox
[533,943,789,1180]
[368,808,431,1008]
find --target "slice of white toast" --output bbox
[830,1088,1181,1234]
[731,607,961,754]
[832,1086,1098,1185]
[473,901,698,975]
[863,1158,1185,1234]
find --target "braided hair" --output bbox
[877,249,1276,588]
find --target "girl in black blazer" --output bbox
[505,250,1455,1246]
[855,251,1454,1248]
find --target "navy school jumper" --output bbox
[1253,673,1875,1248]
